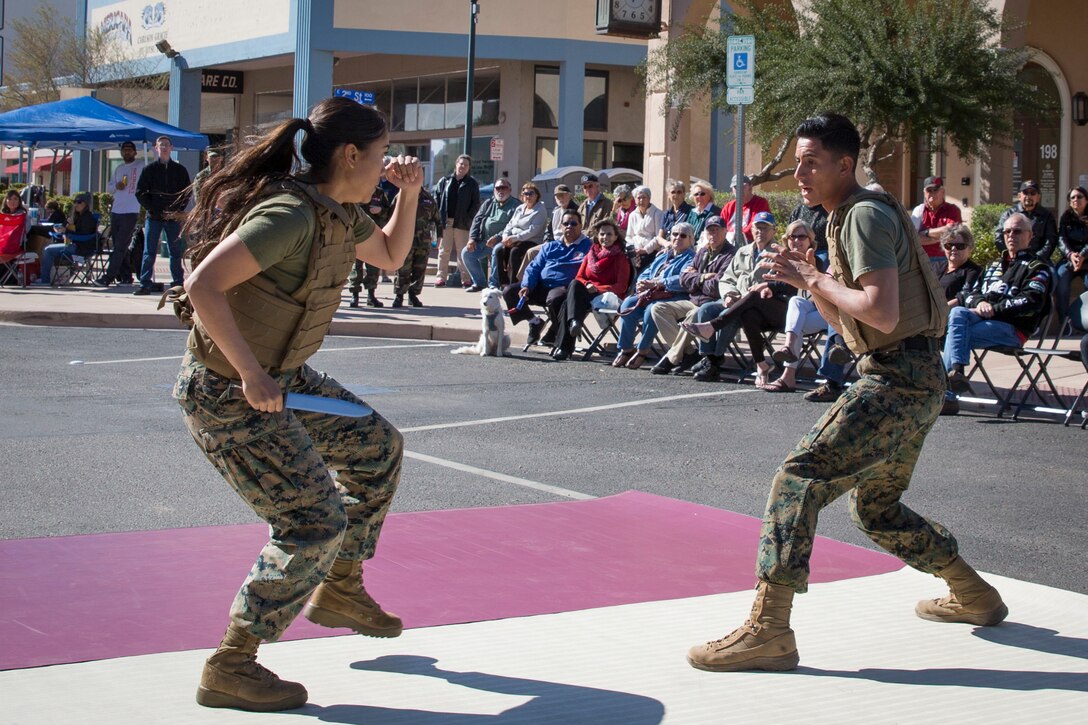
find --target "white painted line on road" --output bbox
[68,342,450,366]
[401,388,755,434]
[404,450,595,500]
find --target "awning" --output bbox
[3,155,72,175]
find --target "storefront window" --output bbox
[612,143,644,173]
[392,78,417,132]
[417,77,445,131]
[446,77,467,129]
[534,66,608,131]
[1013,62,1062,210]
[473,70,500,127]
[583,140,606,171]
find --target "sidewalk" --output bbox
[1,268,1085,415]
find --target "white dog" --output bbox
[451,287,511,357]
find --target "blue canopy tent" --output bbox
[0,96,208,151]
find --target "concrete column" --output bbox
[292,0,335,121]
[557,57,586,168]
[168,61,202,177]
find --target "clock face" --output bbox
[613,0,657,24]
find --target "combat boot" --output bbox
[687,581,799,672]
[349,291,360,308]
[391,295,404,308]
[915,556,1008,626]
[408,292,424,308]
[304,558,403,637]
[196,624,307,712]
[366,291,384,308]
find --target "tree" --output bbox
[0,3,165,112]
[641,0,1047,185]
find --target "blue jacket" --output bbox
[638,246,696,293]
[522,236,593,290]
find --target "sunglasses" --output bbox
[943,242,969,251]
[495,187,510,191]
[692,191,708,197]
[671,232,689,238]
[561,220,580,227]
[521,190,537,196]
[1070,194,1086,201]
[787,233,810,241]
[1002,228,1029,235]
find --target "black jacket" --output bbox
[434,173,481,230]
[994,203,1058,260]
[1058,209,1088,261]
[965,250,1053,337]
[136,159,192,220]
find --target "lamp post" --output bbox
[463,1,480,158]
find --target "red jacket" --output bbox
[575,243,631,296]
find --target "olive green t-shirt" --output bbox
[232,193,376,294]
[838,200,911,281]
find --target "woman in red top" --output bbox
[551,218,631,360]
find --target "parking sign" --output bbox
[726,35,755,88]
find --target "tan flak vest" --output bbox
[186,180,359,379]
[826,190,946,355]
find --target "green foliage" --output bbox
[641,0,1045,184]
[968,203,1006,268]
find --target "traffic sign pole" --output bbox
[725,35,754,242]
[734,105,745,242]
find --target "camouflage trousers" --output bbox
[175,352,403,640]
[347,260,381,294]
[756,348,958,593]
[394,240,431,296]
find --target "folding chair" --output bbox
[580,308,620,361]
[963,305,1055,417]
[1008,318,1087,422]
[52,214,103,286]
[0,213,30,288]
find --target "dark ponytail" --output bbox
[185,97,387,259]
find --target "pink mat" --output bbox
[0,491,901,670]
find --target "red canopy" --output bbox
[3,155,72,175]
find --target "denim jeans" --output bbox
[39,242,78,283]
[691,300,742,356]
[1056,261,1087,322]
[818,327,848,384]
[942,306,1022,370]
[617,295,678,351]
[461,242,493,288]
[140,218,184,288]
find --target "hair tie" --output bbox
[304,118,315,133]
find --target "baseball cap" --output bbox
[120,141,136,151]
[74,192,92,205]
[730,174,750,188]
[923,176,943,190]
[704,215,724,228]
[1019,180,1040,193]
[753,211,776,226]
[580,174,599,185]
[494,179,511,189]
[554,184,572,194]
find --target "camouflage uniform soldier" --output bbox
[177,98,424,712]
[392,187,438,308]
[347,182,394,307]
[687,114,1007,675]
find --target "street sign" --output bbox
[489,137,504,161]
[333,88,375,105]
[727,86,754,105]
[726,35,755,88]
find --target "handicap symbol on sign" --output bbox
[734,53,749,70]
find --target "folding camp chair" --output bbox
[51,214,103,286]
[962,305,1055,417]
[0,213,31,288]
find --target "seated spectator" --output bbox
[493,182,547,288]
[936,224,983,307]
[3,190,30,231]
[34,192,97,286]
[763,221,829,392]
[612,221,696,369]
[684,212,801,387]
[551,218,632,360]
[943,212,1053,396]
[612,185,635,233]
[993,180,1057,260]
[502,209,592,346]
[544,184,578,242]
[1056,186,1088,322]
[655,181,692,262]
[462,179,518,291]
[650,215,736,374]
[578,174,613,231]
[686,181,721,240]
[719,174,771,244]
[626,185,663,269]
[43,200,67,225]
[680,211,779,382]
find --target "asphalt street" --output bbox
[1,324,1084,594]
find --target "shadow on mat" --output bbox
[285,654,665,724]
[797,666,1088,692]
[970,621,1088,660]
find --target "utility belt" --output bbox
[874,334,940,355]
